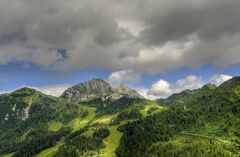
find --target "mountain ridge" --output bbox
[1,76,239,157]
[61,78,144,101]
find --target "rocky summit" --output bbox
[113,84,144,99]
[61,78,144,101]
[61,78,114,101]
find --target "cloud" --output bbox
[174,75,204,93]
[147,80,172,96]
[138,0,240,45]
[142,75,204,99]
[137,88,160,100]
[107,69,141,86]
[0,84,72,96]
[36,84,73,97]
[0,90,10,95]
[0,0,240,73]
[140,73,235,99]
[210,74,233,86]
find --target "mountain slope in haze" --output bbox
[1,77,240,157]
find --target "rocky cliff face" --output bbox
[113,84,144,99]
[61,78,114,101]
[61,79,144,101]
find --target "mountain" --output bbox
[114,84,144,99]
[0,87,89,156]
[61,78,114,101]
[0,77,240,157]
[61,78,144,101]
[0,80,146,157]
[117,77,240,157]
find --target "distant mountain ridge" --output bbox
[61,78,144,101]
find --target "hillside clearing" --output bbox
[140,101,165,116]
[67,106,96,132]
[93,114,118,124]
[99,126,123,157]
[48,121,63,132]
[3,152,15,157]
[36,144,60,157]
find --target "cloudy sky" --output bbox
[0,0,239,99]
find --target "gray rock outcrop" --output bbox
[61,78,144,101]
[61,78,113,101]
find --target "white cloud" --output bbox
[36,84,73,97]
[0,84,73,96]
[0,90,10,95]
[140,74,235,99]
[137,88,160,100]
[148,80,172,96]
[107,69,141,86]
[143,75,205,99]
[210,74,233,86]
[174,75,204,93]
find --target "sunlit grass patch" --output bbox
[36,144,60,157]
[99,126,123,157]
[48,121,63,132]
[68,106,96,132]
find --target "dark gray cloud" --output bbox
[139,0,240,45]
[0,0,240,73]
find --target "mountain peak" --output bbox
[12,87,38,95]
[116,84,131,94]
[61,79,144,101]
[61,78,113,101]
[75,78,108,86]
[114,84,144,99]
[201,83,217,90]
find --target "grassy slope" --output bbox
[148,135,233,156]
[47,106,97,132]
[36,144,61,157]
[140,100,166,117]
[83,113,118,137]
[44,110,123,157]
[82,129,94,137]
[3,153,15,157]
[90,101,166,157]
[67,106,96,132]
[82,113,123,157]
[48,121,63,132]
[36,106,97,157]
[100,126,123,157]
[93,114,118,124]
